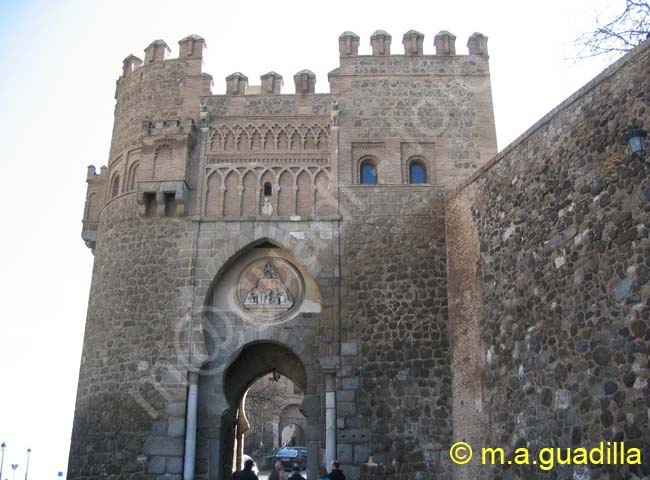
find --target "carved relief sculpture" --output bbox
[239,260,301,319]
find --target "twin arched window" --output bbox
[359,158,428,185]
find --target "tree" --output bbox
[244,377,284,451]
[577,1,650,58]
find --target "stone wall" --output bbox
[69,194,193,478]
[330,32,498,480]
[446,41,650,479]
[338,187,452,480]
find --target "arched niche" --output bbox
[278,403,306,447]
[206,241,322,329]
[195,239,324,480]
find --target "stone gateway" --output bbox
[70,30,650,480]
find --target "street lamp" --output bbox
[626,127,647,159]
[23,450,30,480]
[10,464,18,480]
[0,442,6,480]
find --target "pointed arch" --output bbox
[304,129,317,150]
[206,171,223,216]
[263,130,275,150]
[289,131,301,150]
[260,170,276,211]
[278,171,294,215]
[224,130,236,151]
[316,129,329,151]
[314,170,334,214]
[223,171,241,216]
[242,170,258,215]
[296,170,313,216]
[127,161,140,191]
[250,128,263,150]
[277,130,289,150]
[110,173,120,198]
[210,130,224,151]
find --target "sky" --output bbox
[0,0,623,477]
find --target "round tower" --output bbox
[69,35,211,479]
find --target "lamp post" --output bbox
[10,464,18,480]
[0,442,6,480]
[23,450,30,480]
[626,127,647,159]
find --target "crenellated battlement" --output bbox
[116,30,488,96]
[118,35,207,82]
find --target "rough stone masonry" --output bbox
[70,28,648,480]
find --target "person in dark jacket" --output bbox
[269,460,286,480]
[232,459,259,480]
[328,460,346,480]
[287,463,305,480]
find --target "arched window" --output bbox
[263,181,273,197]
[360,160,377,185]
[409,160,426,184]
[127,162,139,191]
[111,175,120,198]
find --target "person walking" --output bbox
[269,460,286,480]
[318,466,329,480]
[232,459,259,480]
[328,461,346,480]
[287,463,305,480]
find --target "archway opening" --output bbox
[196,238,324,480]
[281,423,305,447]
[244,376,305,454]
[218,342,308,480]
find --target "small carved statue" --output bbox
[245,291,257,305]
[330,100,339,127]
[258,288,268,305]
[269,289,278,305]
[262,197,273,216]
